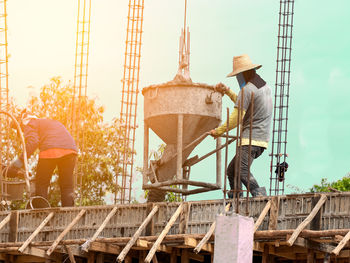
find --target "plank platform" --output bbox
[0,192,349,262]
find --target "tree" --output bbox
[310,173,350,193]
[11,77,130,207]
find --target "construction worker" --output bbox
[9,110,78,206]
[210,54,272,198]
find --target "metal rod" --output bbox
[246,92,254,216]
[216,137,222,188]
[223,108,229,209]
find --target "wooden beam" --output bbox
[145,203,155,236]
[0,214,11,231]
[332,229,350,256]
[286,194,327,246]
[181,249,189,263]
[21,247,57,261]
[262,244,269,263]
[82,206,118,252]
[188,252,204,262]
[194,203,230,253]
[18,212,55,253]
[144,203,184,263]
[117,205,159,262]
[47,209,86,256]
[254,200,271,232]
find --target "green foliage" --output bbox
[310,174,350,193]
[5,77,128,207]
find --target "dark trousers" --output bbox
[227,145,264,196]
[35,154,77,207]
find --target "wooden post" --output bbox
[177,114,183,180]
[145,203,184,263]
[9,211,19,242]
[268,196,280,230]
[181,249,189,263]
[286,194,327,246]
[47,209,86,255]
[254,200,271,232]
[82,207,118,252]
[307,249,315,263]
[310,195,323,230]
[179,203,191,234]
[117,205,159,262]
[170,253,177,263]
[262,244,269,263]
[146,203,156,236]
[18,212,54,253]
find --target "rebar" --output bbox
[269,0,295,196]
[0,0,9,202]
[116,0,144,204]
[72,0,92,203]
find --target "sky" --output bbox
[6,0,350,202]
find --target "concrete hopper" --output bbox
[142,78,223,202]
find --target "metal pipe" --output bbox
[216,137,222,188]
[143,122,149,187]
[176,114,184,180]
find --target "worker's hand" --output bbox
[9,158,23,170]
[210,129,218,138]
[214,83,229,95]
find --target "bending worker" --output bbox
[210,54,272,198]
[9,110,78,206]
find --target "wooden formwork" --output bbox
[0,193,350,262]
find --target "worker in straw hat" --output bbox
[210,54,273,198]
[8,109,78,207]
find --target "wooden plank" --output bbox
[144,203,183,263]
[117,205,159,262]
[179,203,191,234]
[9,211,19,242]
[268,197,279,230]
[64,245,76,263]
[294,237,335,253]
[286,194,327,246]
[87,252,95,263]
[0,213,11,231]
[332,230,350,256]
[96,253,104,263]
[170,253,177,263]
[81,206,118,252]
[254,200,271,232]
[188,252,204,262]
[194,203,230,253]
[18,212,55,253]
[89,242,121,255]
[47,209,86,256]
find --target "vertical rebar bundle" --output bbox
[72,0,91,201]
[0,0,9,198]
[116,0,144,204]
[269,0,295,196]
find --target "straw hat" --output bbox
[226,54,262,77]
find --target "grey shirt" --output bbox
[235,82,273,144]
